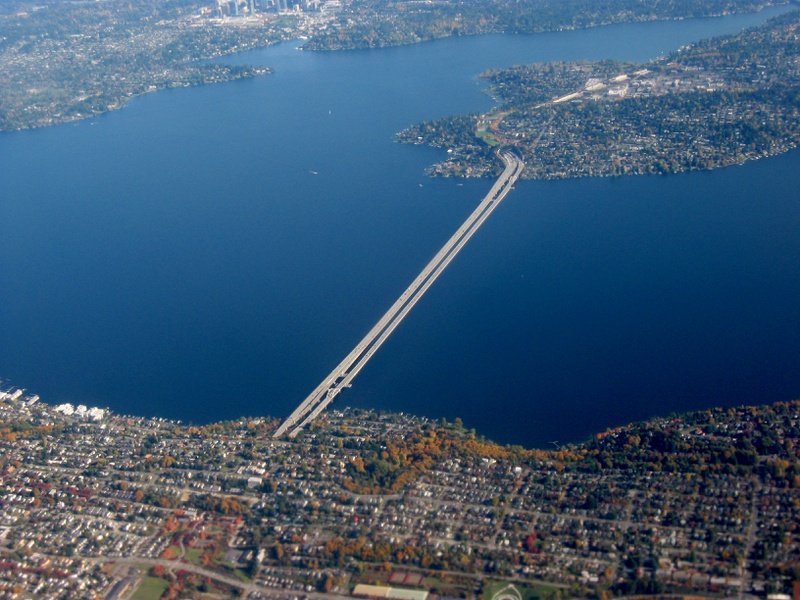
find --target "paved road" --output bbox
[98,555,355,600]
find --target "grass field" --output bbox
[484,580,563,600]
[184,547,204,564]
[477,130,502,147]
[130,575,170,600]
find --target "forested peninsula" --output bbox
[398,9,800,179]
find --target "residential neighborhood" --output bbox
[1,382,798,599]
[399,11,800,180]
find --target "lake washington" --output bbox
[1,5,799,447]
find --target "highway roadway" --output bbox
[274,150,524,437]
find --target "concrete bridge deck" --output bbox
[274,151,524,438]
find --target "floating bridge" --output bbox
[274,151,524,438]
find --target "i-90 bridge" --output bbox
[274,150,525,438]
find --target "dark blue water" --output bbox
[2,6,799,447]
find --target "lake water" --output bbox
[1,6,799,447]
